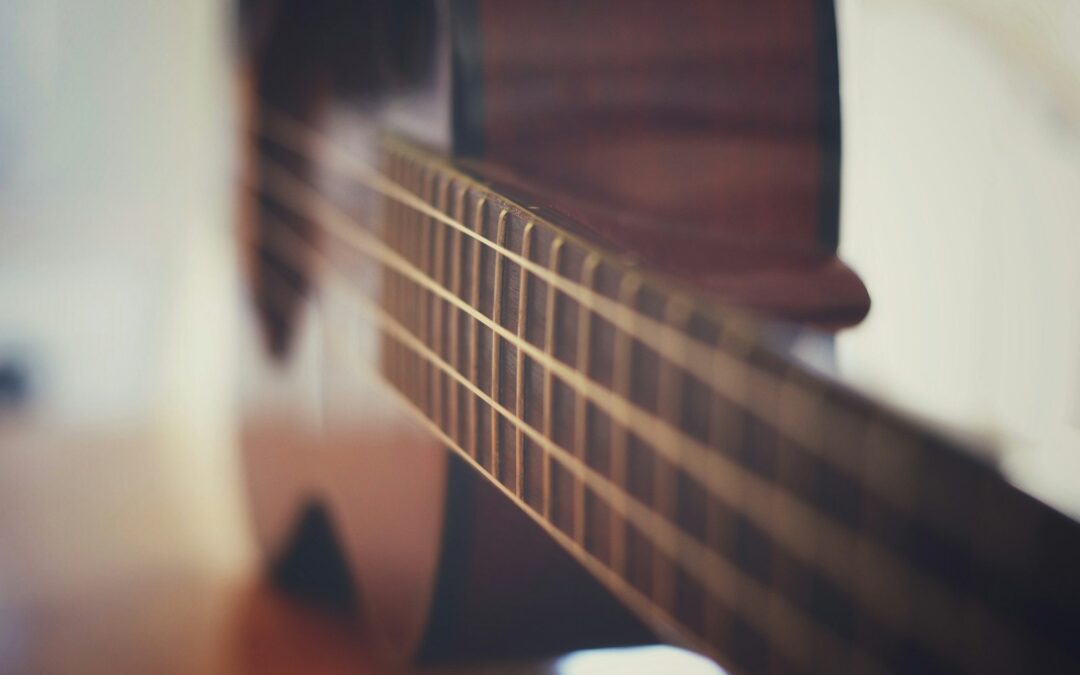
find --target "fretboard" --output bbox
[253,116,1080,675]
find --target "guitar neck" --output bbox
[254,120,1080,674]
[377,140,728,643]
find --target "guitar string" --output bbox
[251,161,1015,673]
[254,212,862,673]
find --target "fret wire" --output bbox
[391,158,404,373]
[417,169,437,418]
[610,273,643,579]
[708,331,765,658]
[394,160,405,323]
[431,178,451,430]
[469,197,487,461]
[385,179,400,381]
[404,160,421,402]
[395,272,405,385]
[542,238,565,522]
[771,362,821,667]
[400,163,411,392]
[703,333,738,650]
[448,184,468,447]
[254,221,859,674]
[515,222,536,498]
[257,157,1014,668]
[573,254,601,546]
[654,297,693,618]
[388,197,399,380]
[490,210,510,480]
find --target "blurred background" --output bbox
[835,0,1080,521]
[0,0,1077,672]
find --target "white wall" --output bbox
[0,0,252,599]
[836,0,1080,515]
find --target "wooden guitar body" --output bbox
[236,1,1080,673]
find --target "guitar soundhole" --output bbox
[269,502,360,615]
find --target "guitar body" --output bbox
[236,1,1080,673]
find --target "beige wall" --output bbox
[836,0,1080,514]
[0,0,253,600]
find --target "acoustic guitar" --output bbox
[234,1,1080,673]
